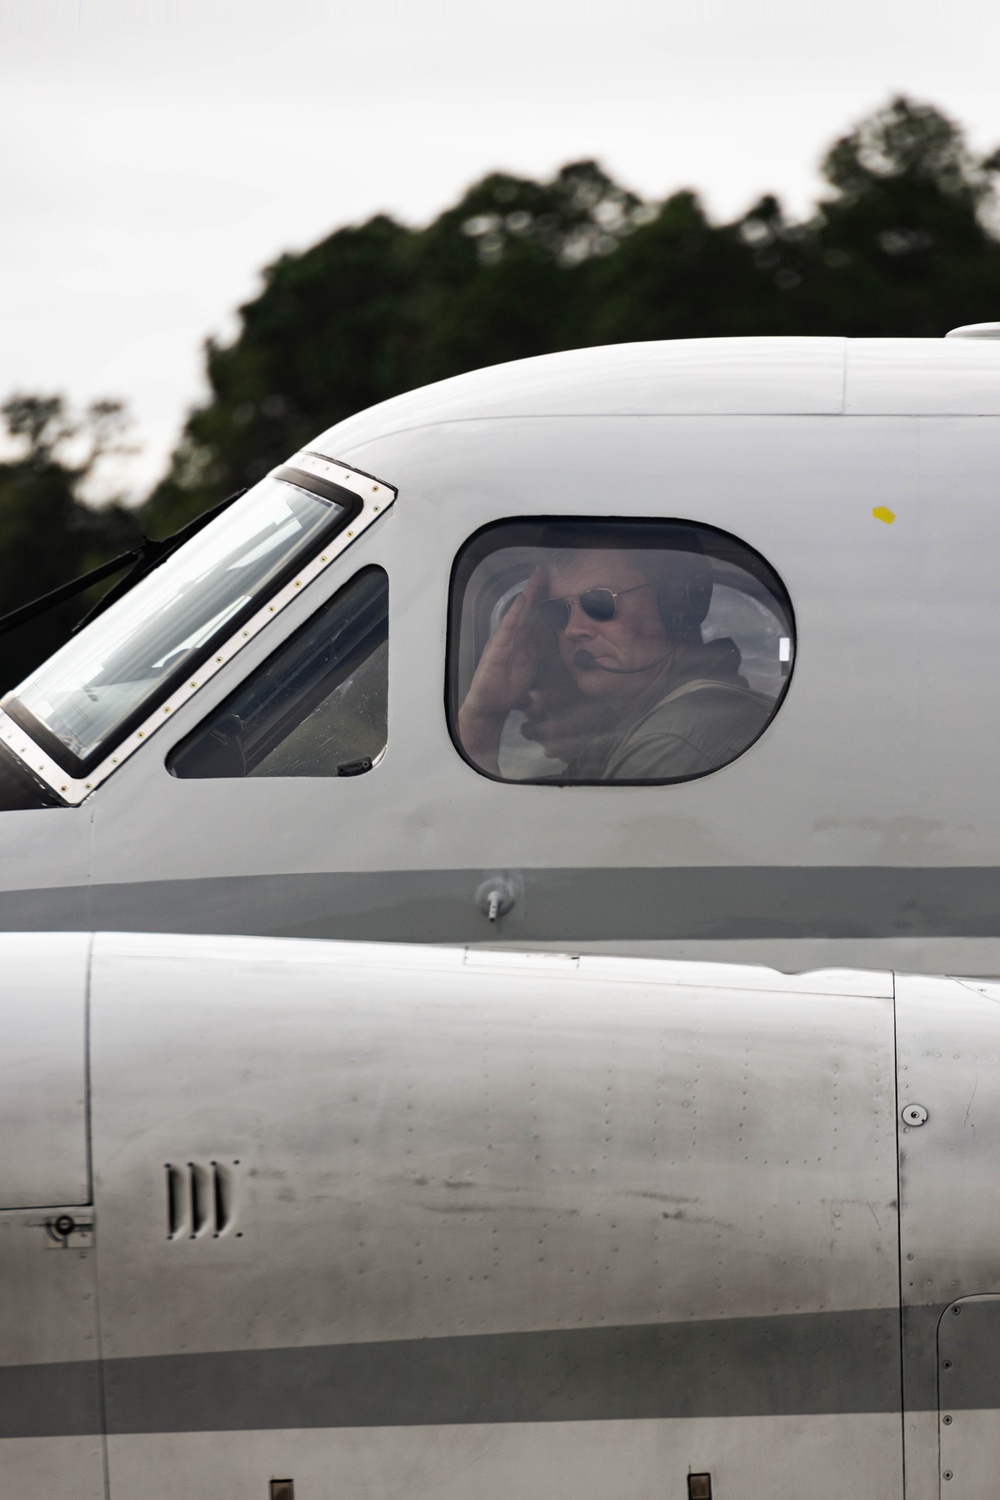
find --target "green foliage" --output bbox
[144,159,648,533]
[806,97,1000,336]
[6,93,1000,692]
[141,96,1000,537]
[0,396,142,693]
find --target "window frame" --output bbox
[0,453,395,805]
[167,564,389,781]
[446,514,796,787]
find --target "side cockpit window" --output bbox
[448,520,793,784]
[168,567,387,779]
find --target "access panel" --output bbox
[0,932,103,1498]
[0,932,89,1208]
[938,1294,1000,1498]
[90,935,902,1500]
[895,974,1000,1500]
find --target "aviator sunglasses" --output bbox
[536,583,650,632]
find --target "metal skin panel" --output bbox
[0,806,91,910]
[0,935,101,1493]
[0,1210,104,1499]
[0,932,89,1208]
[307,336,848,452]
[316,335,1000,444]
[3,339,1000,975]
[0,1438,104,1499]
[87,933,902,1496]
[847,339,1000,414]
[894,976,1000,1500]
[64,405,1000,976]
[104,1416,903,1500]
[937,1295,1000,1499]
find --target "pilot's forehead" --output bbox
[546,547,646,591]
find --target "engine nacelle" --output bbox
[1,930,996,1497]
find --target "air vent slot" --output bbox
[166,1165,186,1240]
[190,1163,209,1237]
[165,1159,239,1240]
[212,1161,232,1234]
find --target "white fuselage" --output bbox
[1,337,1000,976]
[3,929,997,1499]
[2,338,999,1496]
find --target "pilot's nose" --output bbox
[564,600,596,641]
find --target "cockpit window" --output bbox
[2,467,361,777]
[168,567,388,779]
[448,518,794,784]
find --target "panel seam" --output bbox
[892,969,908,1499]
[85,932,111,1500]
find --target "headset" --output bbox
[653,549,714,643]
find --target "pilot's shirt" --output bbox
[565,637,772,783]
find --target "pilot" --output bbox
[456,528,772,781]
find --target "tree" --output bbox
[139,96,1000,540]
[0,395,142,694]
[807,95,1000,335]
[141,160,656,531]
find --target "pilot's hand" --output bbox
[520,667,604,764]
[457,569,544,773]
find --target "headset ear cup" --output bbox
[656,569,713,637]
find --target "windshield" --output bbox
[3,469,358,775]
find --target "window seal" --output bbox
[445,513,796,787]
[0,740,67,811]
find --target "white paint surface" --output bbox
[0,1436,104,1500]
[90,932,898,1357]
[105,1414,903,1500]
[0,933,89,1208]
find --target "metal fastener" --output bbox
[901,1103,929,1126]
[475,876,517,922]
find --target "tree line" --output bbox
[3,95,1000,689]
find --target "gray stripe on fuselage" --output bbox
[2,867,1000,941]
[0,1358,101,1438]
[1,1310,904,1437]
[938,1298,1000,1408]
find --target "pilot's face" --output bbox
[544,549,669,698]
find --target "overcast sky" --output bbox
[3,0,1000,501]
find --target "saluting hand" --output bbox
[457,569,545,773]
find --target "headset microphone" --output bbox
[573,650,672,675]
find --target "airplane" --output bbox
[3,327,1000,1497]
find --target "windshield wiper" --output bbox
[0,489,247,642]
